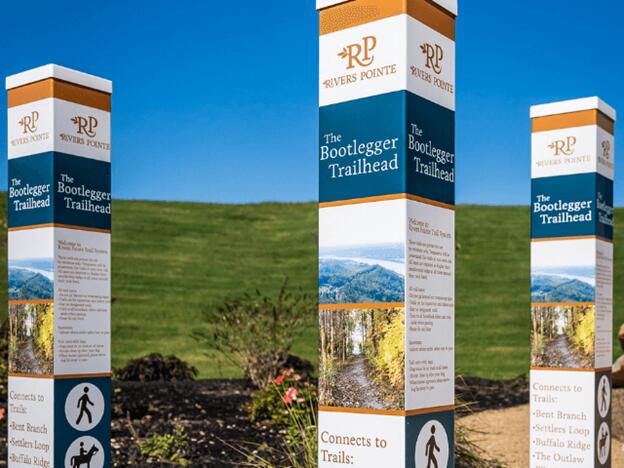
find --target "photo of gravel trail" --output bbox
[330,355,386,409]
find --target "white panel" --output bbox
[8,377,54,466]
[319,15,455,110]
[54,99,111,162]
[596,126,615,181]
[407,15,455,111]
[318,411,405,467]
[319,16,407,107]
[7,98,110,162]
[531,97,616,121]
[405,199,454,410]
[54,228,111,375]
[8,99,54,159]
[595,240,613,369]
[6,64,112,94]
[531,125,600,179]
[317,0,458,16]
[530,370,595,467]
[317,0,351,9]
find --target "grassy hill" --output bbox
[0,196,622,379]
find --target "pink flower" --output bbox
[0,408,5,420]
[274,375,285,385]
[283,387,298,405]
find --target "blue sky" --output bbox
[0,0,622,205]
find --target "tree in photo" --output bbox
[320,308,404,410]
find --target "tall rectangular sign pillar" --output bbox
[317,1,457,467]
[6,65,112,467]
[530,97,616,467]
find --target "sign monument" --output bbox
[530,97,616,467]
[6,64,112,467]
[316,1,457,466]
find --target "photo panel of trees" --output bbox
[531,305,595,369]
[320,307,404,411]
[9,302,54,375]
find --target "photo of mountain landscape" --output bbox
[319,243,405,303]
[319,200,406,305]
[531,266,595,303]
[531,239,595,304]
[8,258,54,301]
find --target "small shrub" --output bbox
[243,370,318,468]
[249,369,316,426]
[114,354,198,382]
[193,280,315,388]
[139,425,190,465]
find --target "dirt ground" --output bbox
[461,389,624,467]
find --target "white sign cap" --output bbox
[316,0,458,16]
[6,64,112,94]
[530,97,616,121]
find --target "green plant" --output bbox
[249,369,316,426]
[240,370,318,468]
[193,280,315,387]
[138,425,190,466]
[114,353,198,382]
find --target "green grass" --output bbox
[1,195,622,379]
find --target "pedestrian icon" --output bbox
[77,387,95,425]
[597,375,611,419]
[65,436,104,468]
[415,420,449,468]
[425,425,440,468]
[65,383,105,432]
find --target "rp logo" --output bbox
[548,136,576,156]
[420,43,444,74]
[602,140,611,158]
[18,111,39,134]
[71,116,98,138]
[338,36,377,69]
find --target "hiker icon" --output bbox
[76,387,95,425]
[415,420,449,468]
[65,436,104,468]
[598,375,611,418]
[425,425,440,468]
[65,383,105,431]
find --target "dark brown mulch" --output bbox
[456,374,529,416]
[0,375,529,467]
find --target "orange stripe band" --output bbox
[320,0,456,40]
[531,302,594,308]
[9,372,112,379]
[320,302,405,310]
[9,299,54,305]
[9,223,111,234]
[531,367,612,373]
[319,193,454,210]
[319,404,454,416]
[8,78,111,111]
[531,235,612,244]
[532,109,615,134]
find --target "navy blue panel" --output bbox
[319,92,406,203]
[54,153,111,231]
[531,173,613,240]
[8,153,54,228]
[406,93,455,206]
[55,377,111,468]
[405,410,454,468]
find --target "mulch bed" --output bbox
[0,375,530,467]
